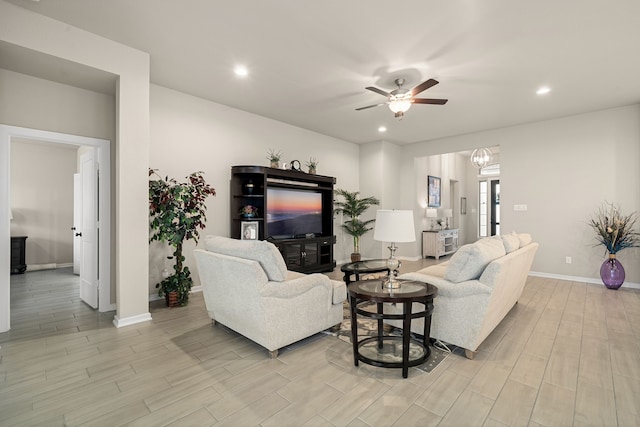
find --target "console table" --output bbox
[422,229,458,259]
[348,279,437,378]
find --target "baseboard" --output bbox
[529,271,640,290]
[112,312,152,328]
[27,263,57,271]
[26,263,73,271]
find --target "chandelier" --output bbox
[470,147,493,168]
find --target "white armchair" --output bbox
[193,236,345,357]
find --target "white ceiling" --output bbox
[6,0,640,145]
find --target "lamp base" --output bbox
[382,275,402,290]
[383,243,402,290]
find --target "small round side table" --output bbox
[348,279,438,378]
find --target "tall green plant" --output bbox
[149,169,216,306]
[333,189,380,255]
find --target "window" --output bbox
[480,163,500,176]
[479,181,488,237]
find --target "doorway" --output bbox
[0,125,112,333]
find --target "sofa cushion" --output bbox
[204,236,288,282]
[501,232,520,254]
[444,236,506,283]
[413,263,448,279]
[518,233,532,248]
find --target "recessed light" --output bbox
[536,86,551,95]
[234,66,248,77]
[378,126,387,133]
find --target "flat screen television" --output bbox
[266,187,323,238]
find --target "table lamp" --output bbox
[373,210,416,289]
[426,208,438,230]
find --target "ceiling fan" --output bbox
[356,78,448,119]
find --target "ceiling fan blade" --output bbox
[412,98,448,105]
[410,78,439,96]
[365,86,391,97]
[355,103,387,111]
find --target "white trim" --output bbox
[112,312,152,328]
[529,270,640,290]
[0,125,112,333]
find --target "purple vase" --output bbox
[600,255,625,290]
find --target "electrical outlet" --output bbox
[565,256,572,264]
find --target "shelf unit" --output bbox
[230,165,336,273]
[422,229,459,260]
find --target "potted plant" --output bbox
[334,189,380,262]
[240,204,258,218]
[267,148,282,168]
[305,157,318,174]
[149,169,216,306]
[588,201,639,289]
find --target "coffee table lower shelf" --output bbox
[355,335,430,371]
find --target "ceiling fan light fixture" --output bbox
[388,94,412,114]
[470,147,493,168]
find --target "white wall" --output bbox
[10,138,77,267]
[149,84,360,294]
[398,105,640,286]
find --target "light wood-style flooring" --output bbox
[1,261,639,426]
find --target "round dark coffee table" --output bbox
[340,259,390,285]
[348,279,438,378]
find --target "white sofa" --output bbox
[387,233,538,359]
[193,236,346,357]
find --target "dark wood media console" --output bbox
[230,165,336,273]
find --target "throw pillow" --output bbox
[204,236,288,282]
[518,233,532,248]
[501,232,520,253]
[444,237,506,283]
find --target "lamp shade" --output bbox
[426,208,438,218]
[373,210,416,243]
[442,209,453,218]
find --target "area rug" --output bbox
[324,302,455,373]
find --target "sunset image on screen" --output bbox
[267,188,322,236]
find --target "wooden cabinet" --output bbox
[11,236,27,274]
[422,229,458,260]
[230,165,336,273]
[273,236,336,273]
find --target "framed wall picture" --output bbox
[460,197,467,215]
[241,221,259,240]
[428,175,441,207]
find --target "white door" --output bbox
[73,173,81,275]
[79,150,98,308]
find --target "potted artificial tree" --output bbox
[334,189,380,262]
[149,169,216,306]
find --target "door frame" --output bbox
[0,125,113,333]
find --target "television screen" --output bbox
[267,187,323,237]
